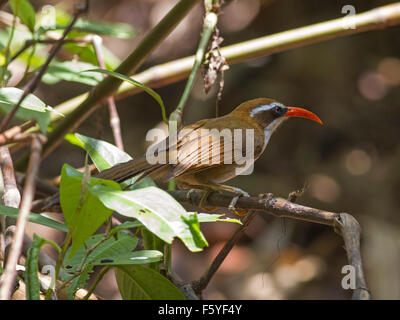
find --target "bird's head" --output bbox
[232,98,322,135]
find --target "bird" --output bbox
[95,98,322,213]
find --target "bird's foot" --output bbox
[226,187,249,216]
[198,189,217,212]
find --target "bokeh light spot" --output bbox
[378,57,400,86]
[344,149,372,175]
[357,71,388,101]
[308,174,341,203]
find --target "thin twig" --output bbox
[10,37,93,63]
[0,134,46,300]
[192,209,258,293]
[0,1,89,132]
[0,148,53,276]
[15,172,58,196]
[0,145,20,261]
[92,35,124,150]
[82,266,110,300]
[0,146,21,209]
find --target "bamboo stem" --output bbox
[51,2,400,122]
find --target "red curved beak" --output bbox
[285,107,323,124]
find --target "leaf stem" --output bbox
[169,10,218,126]
[82,265,110,300]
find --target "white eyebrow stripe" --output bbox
[250,102,284,118]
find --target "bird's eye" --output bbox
[273,105,284,116]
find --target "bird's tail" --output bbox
[35,157,162,212]
[95,157,164,183]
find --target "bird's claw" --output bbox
[198,189,217,212]
[228,190,249,216]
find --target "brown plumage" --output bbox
[96,98,322,199]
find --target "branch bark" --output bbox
[334,213,371,300]
[0,135,46,300]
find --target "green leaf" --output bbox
[63,232,139,274]
[65,133,155,188]
[196,213,242,224]
[59,164,121,257]
[84,69,167,123]
[115,265,185,300]
[70,19,137,39]
[181,213,207,248]
[10,0,36,33]
[63,41,120,70]
[109,221,142,235]
[0,204,68,232]
[62,232,139,299]
[92,250,162,266]
[90,186,208,252]
[65,133,132,171]
[25,234,61,300]
[0,67,12,83]
[42,60,103,86]
[0,88,51,133]
[141,227,164,270]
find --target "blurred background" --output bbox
[11,0,400,299]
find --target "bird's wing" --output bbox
[166,127,237,180]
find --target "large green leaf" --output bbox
[42,60,103,86]
[0,88,51,133]
[115,265,185,300]
[84,69,167,123]
[90,185,208,252]
[59,164,121,257]
[61,232,157,299]
[63,232,139,275]
[0,204,68,232]
[62,232,135,299]
[10,0,36,33]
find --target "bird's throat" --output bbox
[263,117,287,148]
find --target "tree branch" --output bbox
[0,134,46,300]
[167,189,370,299]
[334,213,371,300]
